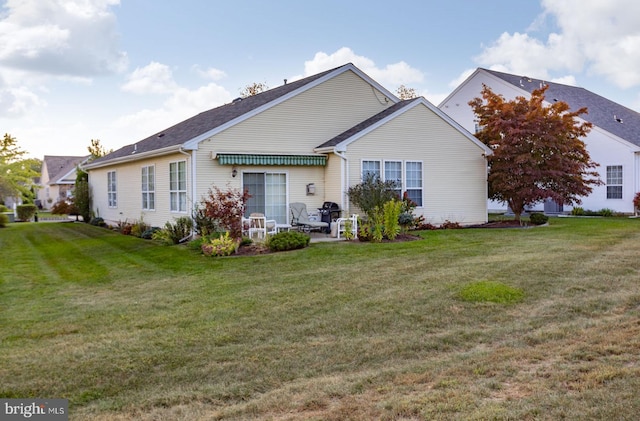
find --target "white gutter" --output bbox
[83,145,183,170]
[179,147,197,237]
[334,149,349,213]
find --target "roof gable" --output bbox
[317,97,491,154]
[87,63,399,168]
[481,68,640,147]
[43,155,89,184]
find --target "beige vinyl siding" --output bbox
[191,69,393,220]
[323,154,345,212]
[90,153,191,227]
[197,70,392,156]
[345,104,488,225]
[192,156,326,223]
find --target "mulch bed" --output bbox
[232,221,527,256]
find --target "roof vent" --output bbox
[614,115,623,123]
[232,97,242,103]
[132,144,137,154]
[284,79,287,85]
[158,133,165,138]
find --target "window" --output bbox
[107,171,117,208]
[141,165,155,210]
[360,159,423,206]
[170,161,187,212]
[405,161,423,206]
[606,165,623,199]
[384,160,402,198]
[362,160,381,180]
[243,172,287,223]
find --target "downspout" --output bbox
[334,149,349,213]
[179,147,197,237]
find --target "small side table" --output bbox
[275,223,292,233]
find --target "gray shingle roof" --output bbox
[484,68,640,147]
[91,65,348,165]
[317,99,416,149]
[43,155,88,184]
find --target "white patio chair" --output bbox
[336,214,358,239]
[248,213,276,240]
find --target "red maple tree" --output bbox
[469,84,602,222]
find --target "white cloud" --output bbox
[299,47,424,89]
[192,65,227,81]
[0,0,127,76]
[0,0,126,117]
[121,62,179,95]
[475,0,640,89]
[114,82,233,141]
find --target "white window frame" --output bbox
[141,165,155,211]
[606,165,623,199]
[361,160,381,181]
[242,171,289,224]
[107,170,117,208]
[405,160,423,207]
[169,161,187,213]
[360,159,424,207]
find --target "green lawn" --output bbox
[1,219,639,420]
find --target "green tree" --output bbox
[0,133,38,202]
[469,85,601,222]
[74,167,91,223]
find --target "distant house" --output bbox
[38,155,89,209]
[84,63,491,229]
[440,68,640,214]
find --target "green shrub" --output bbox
[267,231,310,252]
[571,207,584,216]
[347,173,400,219]
[89,217,106,227]
[153,217,193,245]
[130,218,150,238]
[141,227,161,240]
[599,208,614,217]
[16,204,37,221]
[383,199,402,241]
[202,232,239,256]
[458,281,524,304]
[0,213,8,227]
[0,205,9,212]
[529,212,549,225]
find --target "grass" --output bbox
[1,218,639,420]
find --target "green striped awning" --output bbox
[216,153,327,166]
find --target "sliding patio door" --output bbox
[243,172,287,223]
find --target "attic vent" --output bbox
[614,115,623,123]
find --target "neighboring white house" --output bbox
[440,68,640,214]
[84,63,491,229]
[38,155,89,210]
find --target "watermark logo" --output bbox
[1,399,68,420]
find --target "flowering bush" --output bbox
[634,192,640,212]
[202,232,239,257]
[197,186,251,239]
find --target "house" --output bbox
[83,63,491,230]
[440,68,640,214]
[38,155,89,209]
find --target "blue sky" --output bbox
[2,0,640,159]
